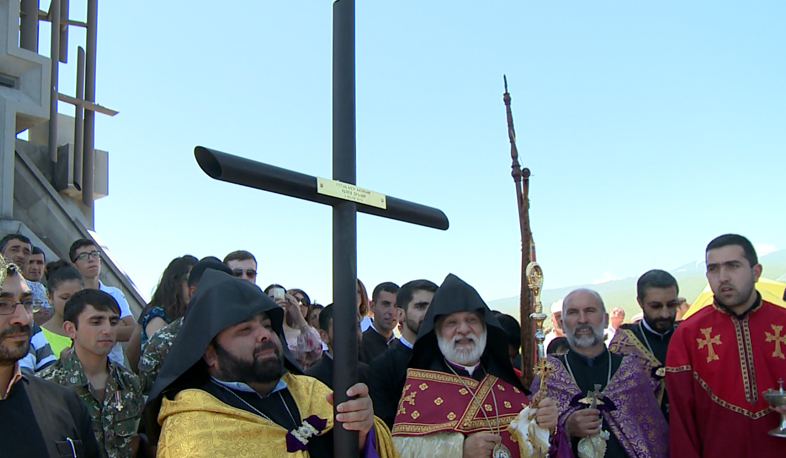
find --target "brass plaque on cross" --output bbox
[317,177,387,209]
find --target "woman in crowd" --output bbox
[307,302,324,330]
[40,261,84,358]
[265,284,322,369]
[358,279,372,332]
[126,255,196,372]
[140,255,197,344]
[288,287,311,322]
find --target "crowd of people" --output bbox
[0,232,784,457]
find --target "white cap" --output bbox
[550,299,563,314]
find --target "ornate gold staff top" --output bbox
[526,261,554,401]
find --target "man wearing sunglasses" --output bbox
[223,250,258,284]
[69,239,134,366]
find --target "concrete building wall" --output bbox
[0,0,144,317]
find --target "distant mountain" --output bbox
[488,249,786,321]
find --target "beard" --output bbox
[644,315,676,334]
[437,329,487,366]
[213,340,284,385]
[565,322,604,348]
[0,324,31,364]
[406,316,422,336]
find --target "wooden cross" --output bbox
[193,2,448,456]
[765,324,786,359]
[697,327,722,363]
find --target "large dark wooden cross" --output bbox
[193,1,448,456]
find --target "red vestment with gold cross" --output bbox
[391,368,531,458]
[665,298,786,457]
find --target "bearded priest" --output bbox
[143,270,397,458]
[391,274,558,458]
[534,289,668,458]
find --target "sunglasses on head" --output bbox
[232,269,257,278]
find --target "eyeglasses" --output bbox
[232,269,257,278]
[0,299,42,315]
[74,251,101,262]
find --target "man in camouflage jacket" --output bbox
[40,289,142,458]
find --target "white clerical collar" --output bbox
[641,318,672,338]
[369,323,396,345]
[398,336,414,349]
[446,360,481,376]
[210,376,287,398]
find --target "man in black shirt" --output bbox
[306,304,369,388]
[0,254,98,458]
[368,279,437,427]
[360,282,399,363]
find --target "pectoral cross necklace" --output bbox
[563,350,612,397]
[213,381,298,429]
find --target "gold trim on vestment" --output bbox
[692,371,773,420]
[741,317,758,404]
[664,365,692,373]
[405,369,481,387]
[730,317,759,404]
[609,328,661,368]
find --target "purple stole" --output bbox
[534,355,669,458]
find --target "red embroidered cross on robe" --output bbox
[665,298,786,458]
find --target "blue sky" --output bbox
[42,1,786,304]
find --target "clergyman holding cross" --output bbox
[533,288,668,458]
[143,270,397,458]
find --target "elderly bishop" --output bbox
[392,274,558,458]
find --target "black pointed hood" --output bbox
[409,273,524,390]
[144,270,302,440]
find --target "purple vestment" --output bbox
[533,354,669,458]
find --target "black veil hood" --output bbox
[409,273,524,390]
[144,270,302,440]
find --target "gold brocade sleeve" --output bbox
[373,416,401,458]
[157,389,310,458]
[156,385,399,458]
